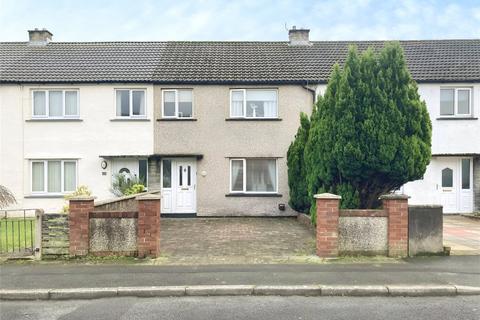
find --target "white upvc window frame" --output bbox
[30,160,78,195]
[229,89,279,119]
[229,158,278,194]
[31,89,80,119]
[440,87,473,117]
[161,89,194,119]
[115,89,147,118]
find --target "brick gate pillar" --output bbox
[69,196,95,256]
[381,194,409,257]
[137,194,161,258]
[315,193,341,258]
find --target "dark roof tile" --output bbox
[0,40,479,83]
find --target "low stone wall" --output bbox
[41,213,69,259]
[408,205,443,256]
[89,211,138,256]
[338,210,388,255]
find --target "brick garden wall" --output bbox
[68,194,161,258]
[315,193,410,258]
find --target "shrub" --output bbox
[111,173,145,197]
[62,185,92,213]
[301,43,431,220]
[287,112,312,213]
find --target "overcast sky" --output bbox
[1,0,479,42]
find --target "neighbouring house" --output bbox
[0,28,479,215]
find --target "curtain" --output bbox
[178,90,193,117]
[49,91,63,116]
[231,160,244,191]
[65,91,78,116]
[163,91,176,116]
[263,101,277,117]
[116,90,130,116]
[33,91,46,116]
[132,91,145,116]
[32,162,44,192]
[458,90,470,114]
[231,91,244,117]
[246,90,277,118]
[64,162,76,192]
[440,89,454,116]
[246,159,275,192]
[48,161,61,193]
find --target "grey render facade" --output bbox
[1,29,479,215]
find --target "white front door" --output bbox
[439,157,473,214]
[161,158,196,214]
[440,159,457,213]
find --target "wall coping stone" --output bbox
[340,209,388,217]
[89,211,139,219]
[94,190,160,206]
[314,193,341,200]
[136,194,161,201]
[408,205,443,208]
[69,196,97,201]
[379,194,410,200]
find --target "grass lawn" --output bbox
[0,218,35,254]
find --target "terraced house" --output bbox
[0,28,479,215]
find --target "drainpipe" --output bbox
[302,84,317,104]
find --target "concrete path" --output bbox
[444,215,480,255]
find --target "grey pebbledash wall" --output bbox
[89,217,137,254]
[474,157,480,212]
[338,216,388,255]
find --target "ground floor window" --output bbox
[230,158,277,193]
[31,160,77,194]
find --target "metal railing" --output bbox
[0,209,39,256]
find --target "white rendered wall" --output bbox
[0,84,154,213]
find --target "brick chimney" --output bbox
[288,26,310,46]
[28,28,52,45]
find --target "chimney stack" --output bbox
[28,28,52,45]
[288,26,310,46]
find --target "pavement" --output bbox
[444,215,480,255]
[1,256,479,300]
[1,296,479,320]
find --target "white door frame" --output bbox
[161,157,197,214]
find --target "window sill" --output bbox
[226,118,282,121]
[225,193,282,197]
[436,117,478,120]
[157,118,197,121]
[24,195,66,199]
[110,118,150,122]
[26,118,83,122]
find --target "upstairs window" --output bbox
[32,90,79,118]
[440,88,472,117]
[230,89,278,118]
[162,89,193,118]
[116,89,146,117]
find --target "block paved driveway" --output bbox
[443,215,480,255]
[159,217,316,264]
